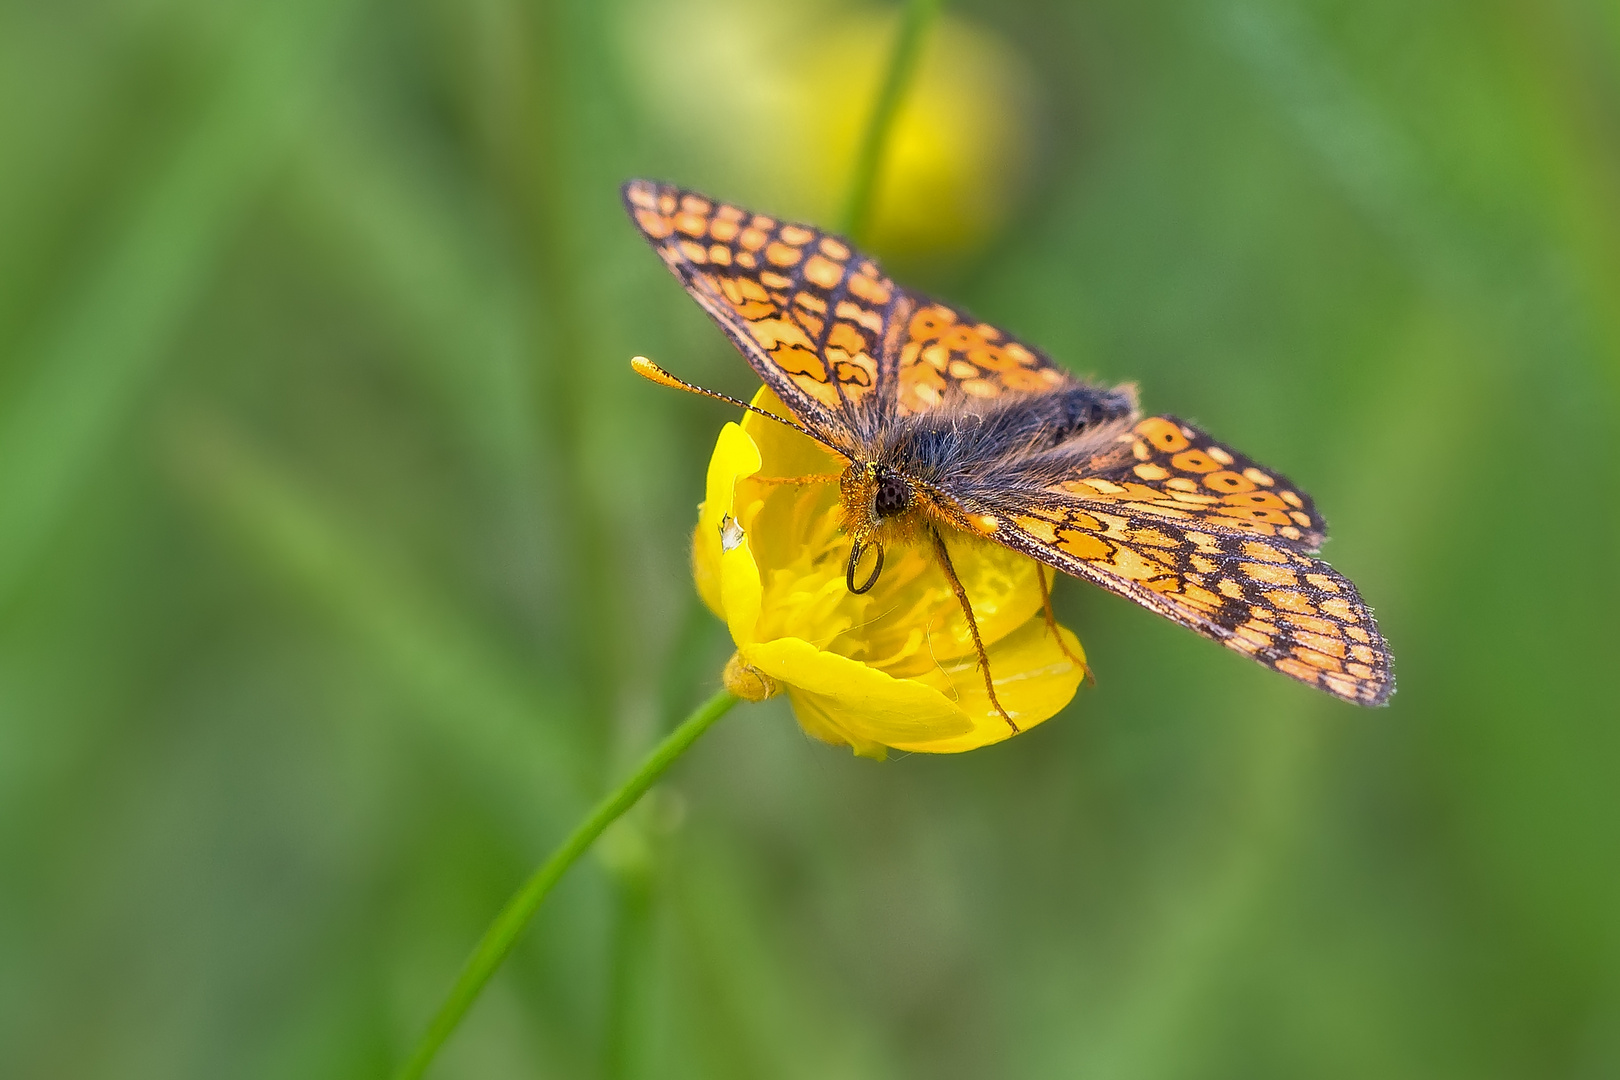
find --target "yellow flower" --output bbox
[693,389,1086,759]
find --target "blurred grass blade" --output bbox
[0,0,363,611]
[393,689,739,1080]
[170,413,589,826]
[840,0,944,242]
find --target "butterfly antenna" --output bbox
[631,357,836,449]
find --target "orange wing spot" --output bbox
[675,211,708,237]
[657,192,676,213]
[750,215,775,229]
[1281,490,1304,508]
[1171,449,1220,473]
[1290,511,1313,527]
[1344,662,1374,679]
[910,305,956,340]
[1233,623,1275,650]
[766,242,802,267]
[1224,491,1288,509]
[736,251,757,268]
[1241,541,1289,563]
[1002,367,1061,391]
[779,224,814,245]
[793,292,827,314]
[820,237,850,259]
[749,318,814,351]
[1319,598,1356,621]
[1164,478,1201,493]
[1005,343,1037,366]
[960,378,1000,398]
[1205,470,1257,493]
[1345,626,1371,644]
[975,323,1004,342]
[709,217,739,242]
[1349,644,1377,664]
[1078,478,1127,496]
[1207,446,1235,465]
[804,255,843,289]
[635,209,672,238]
[1293,630,1346,658]
[1137,418,1190,453]
[836,301,884,333]
[1293,647,1343,672]
[1129,527,1179,548]
[1322,673,1360,697]
[775,345,829,381]
[1243,562,1299,587]
[1243,468,1274,487]
[1134,463,1170,481]
[1191,554,1219,574]
[1281,612,1338,635]
[1217,506,1293,525]
[716,204,745,222]
[1056,530,1111,561]
[739,227,768,251]
[760,270,793,289]
[680,195,712,214]
[827,322,866,355]
[1274,658,1322,683]
[1264,589,1314,614]
[678,240,708,263]
[627,184,658,209]
[1217,578,1246,600]
[1181,584,1224,610]
[1279,526,1302,541]
[1017,516,1058,543]
[940,325,983,351]
[967,346,1013,371]
[847,273,892,304]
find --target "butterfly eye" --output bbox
[873,473,912,519]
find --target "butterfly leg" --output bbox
[748,472,842,488]
[1036,563,1093,682]
[928,525,1018,735]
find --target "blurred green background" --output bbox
[2,0,1618,1077]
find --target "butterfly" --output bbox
[623,179,1394,716]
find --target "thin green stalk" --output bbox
[839,0,945,242]
[393,689,741,1080]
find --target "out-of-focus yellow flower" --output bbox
[694,389,1085,759]
[619,0,1037,261]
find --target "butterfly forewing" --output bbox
[624,179,907,445]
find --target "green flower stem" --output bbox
[839,0,945,242]
[393,688,742,1080]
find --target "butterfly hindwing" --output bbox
[1046,416,1328,552]
[996,503,1392,705]
[624,179,908,446]
[892,294,1074,415]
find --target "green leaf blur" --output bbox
[1,1,1616,1078]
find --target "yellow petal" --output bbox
[901,616,1085,753]
[693,422,761,618]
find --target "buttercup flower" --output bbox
[694,389,1086,759]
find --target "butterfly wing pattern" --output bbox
[624,178,909,448]
[625,179,1394,706]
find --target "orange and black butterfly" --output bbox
[623,179,1394,715]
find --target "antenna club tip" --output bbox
[630,355,679,388]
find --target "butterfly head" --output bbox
[839,461,915,594]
